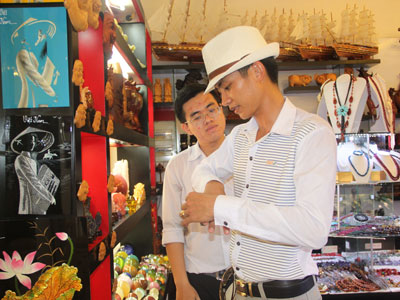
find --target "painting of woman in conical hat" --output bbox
[1,115,72,217]
[11,126,57,215]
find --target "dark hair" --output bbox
[237,57,278,85]
[174,83,220,123]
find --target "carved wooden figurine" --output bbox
[163,78,173,102]
[105,66,114,108]
[154,78,162,103]
[122,79,143,132]
[92,111,101,132]
[314,73,337,85]
[72,59,84,87]
[74,104,87,128]
[288,74,312,87]
[106,119,114,136]
[77,180,89,202]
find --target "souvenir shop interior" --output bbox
[0,0,400,299]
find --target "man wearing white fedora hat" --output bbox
[180,26,337,299]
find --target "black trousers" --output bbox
[165,272,220,300]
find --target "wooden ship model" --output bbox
[290,10,335,60]
[267,9,301,61]
[332,5,378,59]
[149,1,378,63]
[150,0,207,62]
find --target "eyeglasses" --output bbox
[186,105,222,127]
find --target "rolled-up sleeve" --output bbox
[192,130,236,192]
[161,158,185,245]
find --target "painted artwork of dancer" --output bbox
[0,6,69,109]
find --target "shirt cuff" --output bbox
[214,195,242,229]
[193,174,224,192]
[162,229,185,246]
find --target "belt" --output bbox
[235,275,315,298]
[202,269,227,280]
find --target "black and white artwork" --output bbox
[1,115,72,216]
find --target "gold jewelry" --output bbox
[179,210,185,218]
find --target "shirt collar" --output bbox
[187,142,205,161]
[244,98,296,137]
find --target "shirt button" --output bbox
[236,267,240,271]
[249,156,253,161]
[223,221,228,226]
[237,242,240,246]
[246,184,249,188]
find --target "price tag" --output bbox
[365,242,382,250]
[322,245,338,254]
[345,240,350,250]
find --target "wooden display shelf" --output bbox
[115,28,152,88]
[277,58,381,70]
[88,232,113,274]
[152,59,381,71]
[112,200,150,245]
[154,102,175,121]
[283,86,321,94]
[79,115,154,147]
[336,171,387,184]
[88,201,150,274]
[154,102,174,109]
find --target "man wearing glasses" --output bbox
[162,83,232,300]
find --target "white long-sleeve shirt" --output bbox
[162,143,232,274]
[192,99,337,282]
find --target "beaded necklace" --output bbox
[365,78,379,121]
[333,75,355,140]
[370,150,400,181]
[369,76,391,132]
[348,150,370,177]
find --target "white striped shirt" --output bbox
[192,99,337,282]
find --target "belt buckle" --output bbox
[235,279,248,297]
[216,270,224,281]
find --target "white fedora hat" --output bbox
[202,26,279,93]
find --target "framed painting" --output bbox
[0,114,73,217]
[0,3,70,109]
[0,217,90,299]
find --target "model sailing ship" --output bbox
[289,10,335,60]
[150,0,204,62]
[274,9,302,61]
[148,1,378,62]
[332,5,378,59]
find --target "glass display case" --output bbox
[317,133,400,298]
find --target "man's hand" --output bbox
[181,192,216,226]
[176,282,200,300]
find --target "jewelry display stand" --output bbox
[371,148,400,182]
[337,142,357,172]
[348,150,373,183]
[317,74,367,135]
[368,74,394,133]
[337,141,373,183]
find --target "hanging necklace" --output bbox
[365,78,379,121]
[369,75,391,132]
[348,150,370,177]
[370,149,400,181]
[333,75,355,140]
